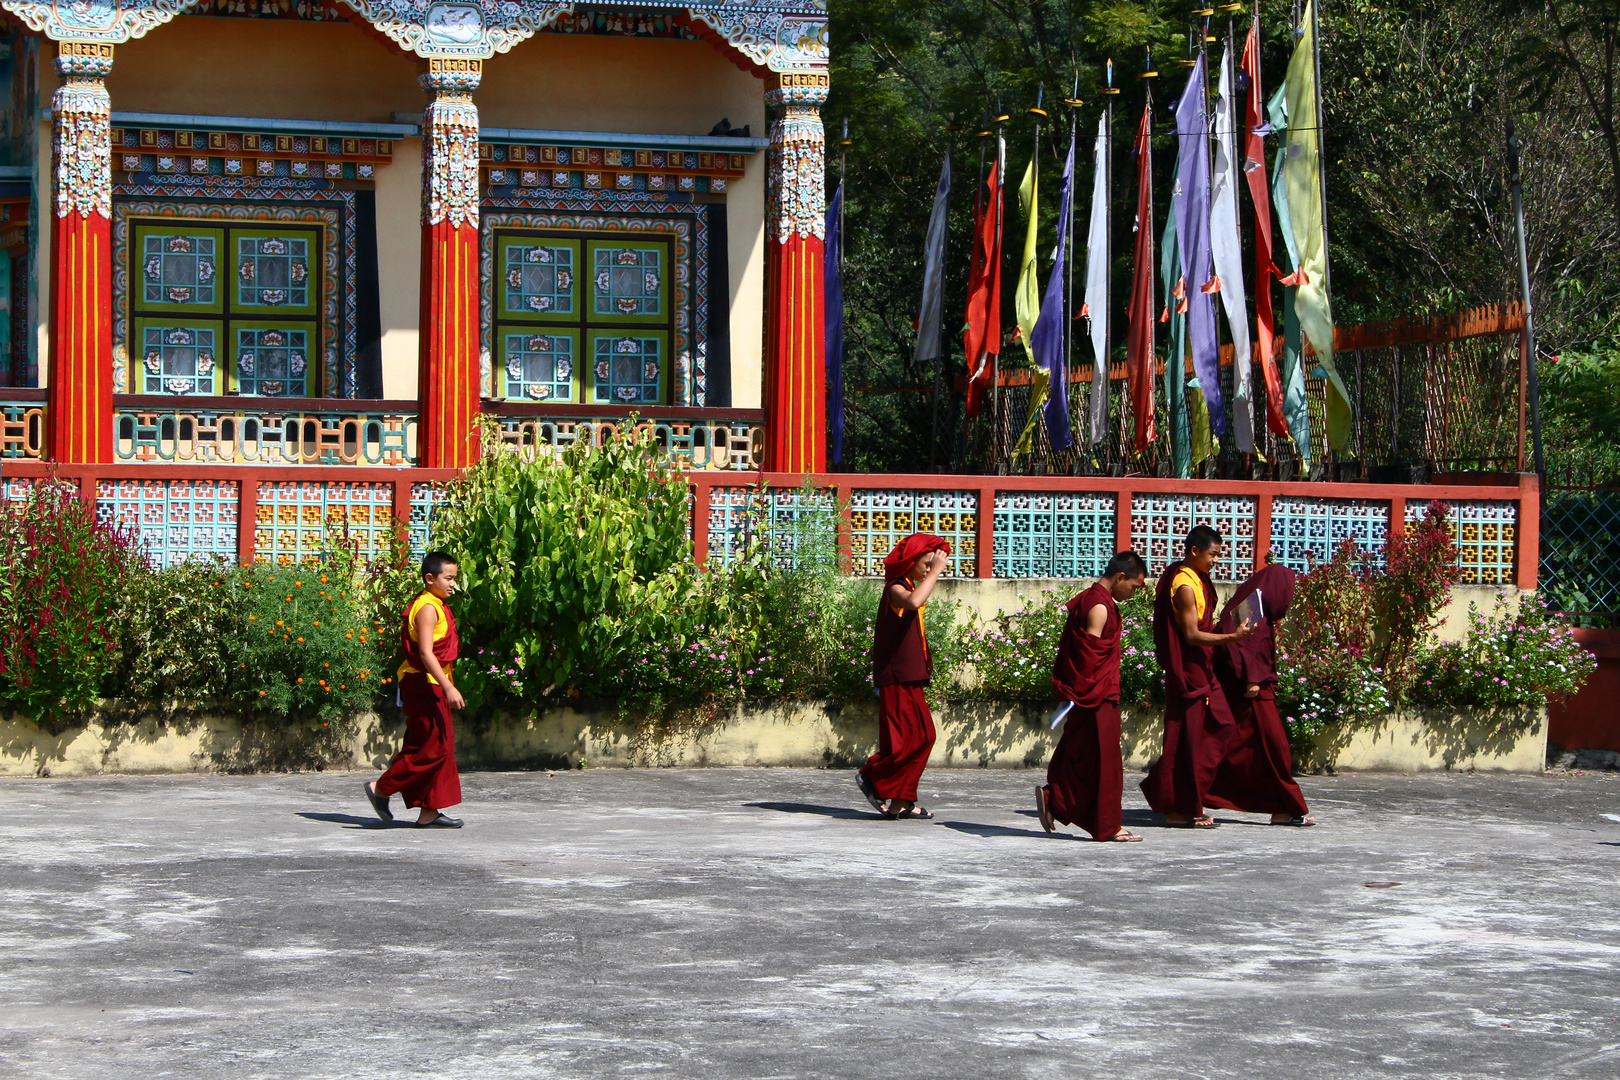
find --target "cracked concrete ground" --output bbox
[2,767,1618,1079]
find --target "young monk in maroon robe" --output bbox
[1207,563,1315,826]
[855,533,950,820]
[1036,551,1150,842]
[1140,525,1254,829]
[364,551,465,828]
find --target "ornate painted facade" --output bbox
[1,0,828,475]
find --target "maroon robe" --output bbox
[1206,565,1310,818]
[862,534,950,802]
[1044,581,1125,840]
[376,592,462,811]
[1140,560,1235,818]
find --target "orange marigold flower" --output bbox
[259,690,267,697]
[313,621,320,627]
[295,581,303,587]
[296,677,304,683]
[297,637,305,643]
[275,620,283,627]
[319,680,327,686]
[249,615,257,621]
[340,684,346,690]
[320,575,328,583]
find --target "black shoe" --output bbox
[854,771,884,813]
[363,782,392,822]
[416,813,462,829]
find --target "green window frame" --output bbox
[497,235,580,323]
[129,219,322,397]
[134,224,225,316]
[234,228,317,317]
[232,320,313,397]
[136,318,222,395]
[501,328,579,401]
[585,239,668,325]
[493,228,675,404]
[588,330,668,405]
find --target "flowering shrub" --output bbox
[1276,642,1393,743]
[231,559,391,723]
[1408,590,1597,709]
[0,481,143,718]
[955,589,1160,704]
[1375,501,1460,691]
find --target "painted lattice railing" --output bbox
[0,462,1539,587]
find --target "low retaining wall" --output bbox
[0,700,1548,777]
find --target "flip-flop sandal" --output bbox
[892,806,933,820]
[1100,830,1144,842]
[1166,816,1220,829]
[1272,816,1316,827]
[1035,785,1055,834]
[854,772,884,813]
[363,782,392,822]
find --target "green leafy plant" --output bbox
[107,557,243,709]
[431,417,709,707]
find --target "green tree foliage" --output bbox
[827,1,1618,472]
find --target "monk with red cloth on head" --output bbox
[854,533,950,820]
[1141,526,1254,829]
[364,551,465,829]
[1036,551,1150,842]
[1207,563,1316,826]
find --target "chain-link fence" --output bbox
[1541,489,1620,627]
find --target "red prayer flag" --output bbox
[1242,21,1288,439]
[963,141,1004,419]
[1125,104,1156,451]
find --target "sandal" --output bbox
[1035,785,1055,833]
[887,805,934,820]
[1272,815,1316,827]
[1100,829,1143,842]
[363,781,392,822]
[853,772,884,813]
[1166,816,1220,829]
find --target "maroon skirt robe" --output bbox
[1206,565,1310,818]
[862,534,950,802]
[1045,581,1125,840]
[375,593,463,811]
[1140,561,1235,818]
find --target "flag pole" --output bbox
[930,127,958,474]
[1507,117,1545,482]
[991,98,1009,471]
[1064,75,1082,469]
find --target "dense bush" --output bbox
[0,482,143,718]
[1409,591,1597,709]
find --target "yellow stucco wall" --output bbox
[70,18,767,403]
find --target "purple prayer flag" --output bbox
[1173,53,1225,435]
[1034,137,1076,450]
[826,182,845,463]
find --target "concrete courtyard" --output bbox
[2,767,1618,1079]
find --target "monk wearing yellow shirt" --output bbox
[1141,526,1253,828]
[365,551,465,828]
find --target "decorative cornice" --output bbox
[1,0,202,43]
[334,0,572,58]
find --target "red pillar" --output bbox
[763,71,829,474]
[417,58,482,470]
[47,42,115,465]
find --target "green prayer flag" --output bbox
[1283,1,1353,453]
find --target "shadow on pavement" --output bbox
[297,811,409,830]
[938,820,1061,840]
[745,801,882,821]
